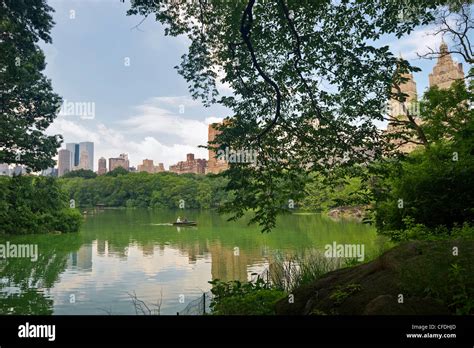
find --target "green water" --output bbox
[0,209,383,315]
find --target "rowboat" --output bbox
[172,221,197,226]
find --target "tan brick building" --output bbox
[206,122,229,174]
[137,159,165,173]
[429,41,465,89]
[169,153,207,174]
[386,42,465,153]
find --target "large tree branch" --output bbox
[240,0,282,142]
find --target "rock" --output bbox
[275,240,473,315]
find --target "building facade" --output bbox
[169,153,207,174]
[206,122,229,174]
[98,157,107,175]
[137,159,155,173]
[79,142,94,171]
[386,42,465,153]
[429,41,465,89]
[41,167,57,177]
[58,149,72,177]
[109,153,129,171]
[137,159,166,173]
[66,143,80,169]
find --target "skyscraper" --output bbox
[429,41,465,89]
[79,142,94,171]
[66,143,80,168]
[206,122,228,174]
[109,153,129,171]
[98,157,107,175]
[78,149,90,170]
[58,149,72,177]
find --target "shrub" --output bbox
[373,142,474,240]
[209,278,286,315]
[0,175,82,235]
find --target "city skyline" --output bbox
[40,0,469,170]
[54,124,227,175]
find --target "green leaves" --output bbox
[60,171,231,209]
[0,175,82,235]
[1,0,63,171]
[126,0,451,231]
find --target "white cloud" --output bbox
[205,116,224,124]
[121,98,208,147]
[388,22,459,60]
[47,117,101,144]
[47,96,212,169]
[149,96,202,108]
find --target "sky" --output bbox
[42,0,465,171]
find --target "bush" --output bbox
[62,169,97,179]
[53,209,83,233]
[372,142,474,240]
[0,175,82,235]
[209,278,286,315]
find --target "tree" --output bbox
[371,80,474,238]
[0,0,62,171]
[126,0,454,231]
[419,79,474,143]
[62,169,97,179]
[106,167,129,177]
[418,2,473,78]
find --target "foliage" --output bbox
[0,175,82,235]
[419,79,474,143]
[209,278,285,315]
[60,171,231,209]
[106,167,129,177]
[371,79,474,240]
[268,250,343,292]
[448,263,474,315]
[299,173,367,212]
[0,0,63,171]
[62,169,97,179]
[399,240,474,315]
[126,0,450,232]
[372,142,474,239]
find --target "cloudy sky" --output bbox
[42,0,463,171]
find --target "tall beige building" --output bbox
[386,60,421,153]
[58,149,72,177]
[386,42,465,153]
[429,41,465,89]
[206,122,229,174]
[78,150,89,170]
[98,157,107,175]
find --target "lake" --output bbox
[0,209,384,315]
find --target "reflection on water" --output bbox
[0,209,382,315]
